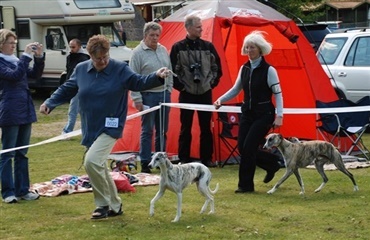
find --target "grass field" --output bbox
[0,97,370,240]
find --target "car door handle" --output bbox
[338,72,347,77]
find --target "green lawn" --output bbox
[0,98,369,240]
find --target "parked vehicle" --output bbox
[0,0,135,94]
[297,23,332,52]
[316,28,370,102]
[316,21,342,30]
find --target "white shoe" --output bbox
[18,192,40,201]
[3,196,18,204]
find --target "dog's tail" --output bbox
[209,183,219,194]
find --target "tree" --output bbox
[258,0,325,23]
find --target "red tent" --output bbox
[112,0,338,161]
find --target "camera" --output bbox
[190,63,201,83]
[31,45,37,51]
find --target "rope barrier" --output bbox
[1,103,370,154]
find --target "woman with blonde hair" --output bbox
[214,31,283,193]
[0,29,45,203]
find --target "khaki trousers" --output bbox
[84,133,121,212]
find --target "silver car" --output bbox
[317,28,370,102]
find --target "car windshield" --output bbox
[317,37,347,64]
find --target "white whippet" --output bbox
[148,152,219,222]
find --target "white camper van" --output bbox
[0,0,135,94]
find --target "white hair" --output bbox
[241,30,272,56]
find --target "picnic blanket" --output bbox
[31,172,161,197]
[31,174,92,197]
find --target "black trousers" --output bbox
[237,110,280,191]
[178,90,213,162]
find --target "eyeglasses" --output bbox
[4,41,17,45]
[92,54,109,62]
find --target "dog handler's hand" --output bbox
[134,102,144,111]
[273,116,283,127]
[213,99,222,110]
[156,67,169,79]
[39,103,50,115]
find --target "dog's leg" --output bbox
[267,169,294,194]
[314,161,329,193]
[149,185,166,217]
[333,160,359,191]
[172,192,182,222]
[197,182,214,214]
[293,169,305,195]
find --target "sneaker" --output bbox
[18,192,40,201]
[3,196,18,204]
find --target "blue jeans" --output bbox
[140,91,171,164]
[0,124,32,198]
[63,95,79,133]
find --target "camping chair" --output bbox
[217,109,241,167]
[316,96,370,160]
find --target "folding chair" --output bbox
[316,96,370,160]
[217,111,241,167]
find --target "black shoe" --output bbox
[180,158,191,164]
[263,167,280,183]
[141,162,152,174]
[91,206,109,219]
[202,160,217,168]
[141,166,152,174]
[107,204,123,217]
[235,188,254,193]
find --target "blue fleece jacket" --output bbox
[45,58,163,147]
[0,54,44,127]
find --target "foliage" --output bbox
[258,0,326,23]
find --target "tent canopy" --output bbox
[112,0,338,161]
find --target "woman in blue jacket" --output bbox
[0,29,45,203]
[40,34,169,219]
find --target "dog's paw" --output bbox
[354,186,359,191]
[149,209,154,217]
[267,189,274,194]
[208,210,215,215]
[171,217,180,223]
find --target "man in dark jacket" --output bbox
[170,15,222,167]
[61,38,90,135]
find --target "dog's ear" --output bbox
[165,158,173,170]
[278,133,283,140]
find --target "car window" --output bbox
[345,36,370,66]
[317,37,347,64]
[298,24,331,52]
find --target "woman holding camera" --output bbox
[0,29,45,203]
[170,15,222,167]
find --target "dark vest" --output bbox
[241,57,275,114]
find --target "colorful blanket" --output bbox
[31,173,161,197]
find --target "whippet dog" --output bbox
[263,133,359,195]
[148,152,219,222]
